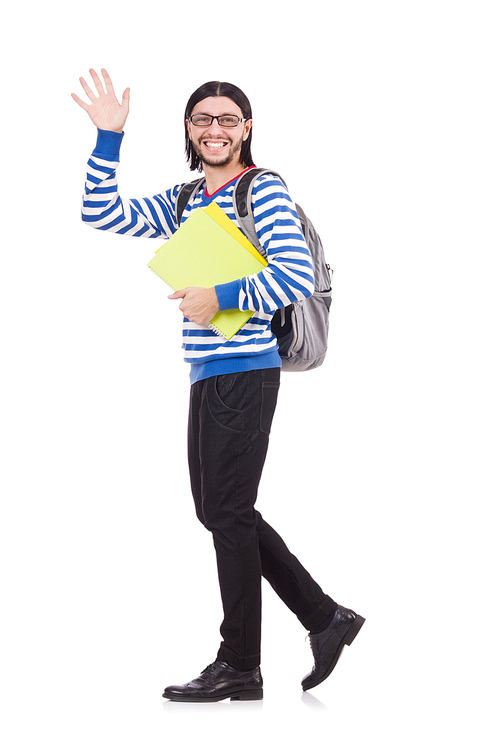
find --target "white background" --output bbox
[1,1,498,752]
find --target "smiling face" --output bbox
[186,96,253,170]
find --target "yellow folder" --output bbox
[147,201,267,339]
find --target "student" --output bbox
[72,69,364,702]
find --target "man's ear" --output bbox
[243,119,253,142]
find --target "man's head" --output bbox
[184,81,254,173]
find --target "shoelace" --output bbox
[200,661,220,676]
[305,633,317,671]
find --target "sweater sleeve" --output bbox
[214,175,315,314]
[81,129,179,239]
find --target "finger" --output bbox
[79,76,97,103]
[89,68,105,97]
[121,87,130,110]
[71,92,89,111]
[101,68,115,95]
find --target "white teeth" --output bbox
[205,142,226,148]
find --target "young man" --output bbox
[72,69,365,702]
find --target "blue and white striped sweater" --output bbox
[83,129,314,383]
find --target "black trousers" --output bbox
[187,367,337,670]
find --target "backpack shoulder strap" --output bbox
[175,177,206,226]
[233,168,287,254]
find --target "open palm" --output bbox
[71,68,130,133]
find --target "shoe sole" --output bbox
[162,688,263,703]
[302,614,366,692]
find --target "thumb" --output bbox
[168,288,188,300]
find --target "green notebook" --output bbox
[147,201,267,339]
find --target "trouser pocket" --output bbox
[206,373,248,433]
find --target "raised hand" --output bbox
[71,68,130,133]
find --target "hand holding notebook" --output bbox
[147,201,267,339]
[167,286,220,327]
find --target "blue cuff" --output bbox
[93,129,124,159]
[215,280,242,311]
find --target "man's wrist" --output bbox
[214,280,241,311]
[94,129,125,159]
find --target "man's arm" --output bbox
[215,176,315,315]
[72,69,179,239]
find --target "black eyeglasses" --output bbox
[189,114,247,128]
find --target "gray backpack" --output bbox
[175,168,332,371]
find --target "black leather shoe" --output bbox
[162,661,263,702]
[302,605,365,691]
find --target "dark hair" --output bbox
[184,81,254,172]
